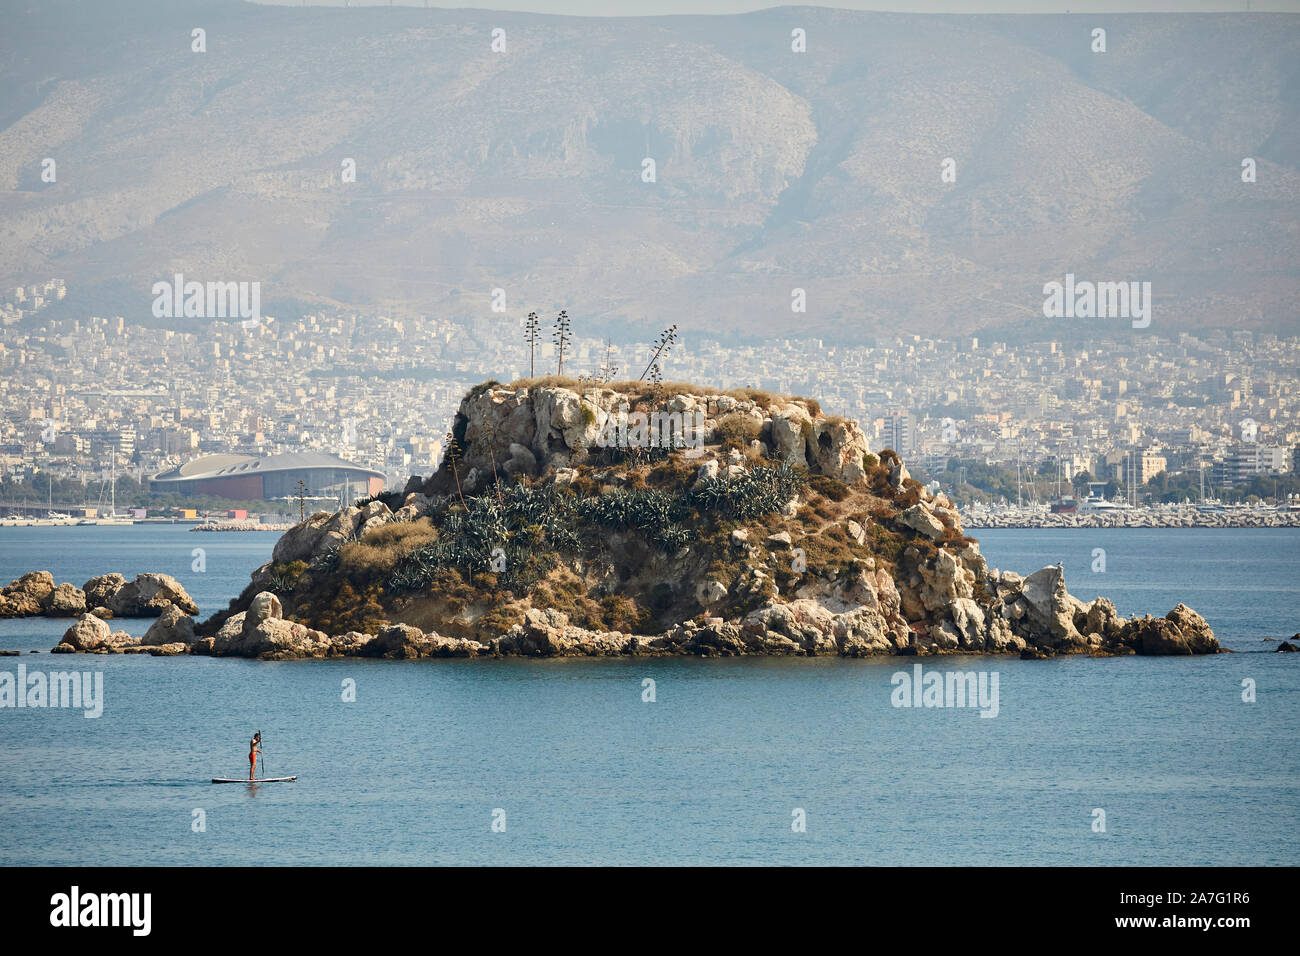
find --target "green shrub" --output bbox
[715,412,760,451]
[686,461,807,521]
[809,474,850,502]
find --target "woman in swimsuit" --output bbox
[248,731,262,780]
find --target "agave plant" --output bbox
[311,545,342,574]
[267,572,295,594]
[685,460,807,521]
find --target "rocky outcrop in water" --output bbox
[38,384,1224,663]
[0,572,83,618]
[49,577,1219,661]
[2,571,198,622]
[103,573,199,617]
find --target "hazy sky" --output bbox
[254,1,1300,14]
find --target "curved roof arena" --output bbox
[152,451,384,484]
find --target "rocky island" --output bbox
[26,380,1222,660]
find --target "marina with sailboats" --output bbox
[1,469,136,527]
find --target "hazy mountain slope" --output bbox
[1,1,1296,339]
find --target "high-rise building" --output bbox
[1213,445,1289,487]
[883,411,912,456]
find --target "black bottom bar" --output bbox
[1,866,1277,943]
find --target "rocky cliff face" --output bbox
[420,381,872,496]
[89,379,1215,663]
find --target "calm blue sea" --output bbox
[0,525,1296,866]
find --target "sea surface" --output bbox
[0,525,1296,866]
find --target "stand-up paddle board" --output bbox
[211,776,297,783]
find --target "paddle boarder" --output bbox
[248,731,262,780]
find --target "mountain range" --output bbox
[2,0,1297,341]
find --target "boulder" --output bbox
[147,642,189,657]
[947,597,986,648]
[271,512,335,563]
[103,630,140,652]
[533,387,599,456]
[1013,565,1086,650]
[833,605,894,656]
[360,623,434,659]
[356,500,393,537]
[44,582,87,616]
[917,548,974,612]
[1123,616,1194,656]
[333,631,376,655]
[504,442,538,477]
[808,417,871,485]
[985,616,1025,653]
[504,608,571,655]
[12,570,54,599]
[1164,603,1218,654]
[212,614,333,659]
[770,406,812,467]
[679,617,757,656]
[322,506,362,539]
[83,573,127,610]
[143,604,196,646]
[56,615,140,652]
[696,579,728,606]
[58,613,112,651]
[0,571,55,617]
[741,602,827,654]
[887,455,910,489]
[897,504,945,540]
[693,460,720,487]
[359,623,484,659]
[1082,596,1122,641]
[499,608,630,657]
[108,573,199,617]
[216,612,246,640]
[1117,606,1219,656]
[924,619,963,651]
[391,503,424,523]
[247,591,283,626]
